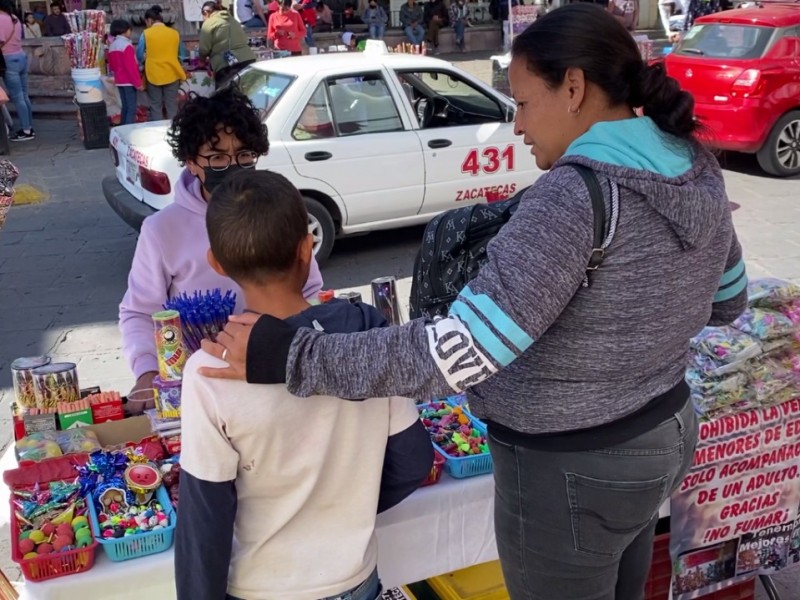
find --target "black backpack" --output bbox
[409,165,614,320]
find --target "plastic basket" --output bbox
[76,101,110,150]
[418,402,493,479]
[7,460,98,582]
[87,484,176,562]
[427,560,509,600]
[421,450,446,487]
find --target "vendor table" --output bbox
[7,469,498,599]
[0,438,673,600]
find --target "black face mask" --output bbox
[202,165,247,195]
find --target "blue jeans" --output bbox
[118,85,138,125]
[453,21,466,44]
[369,24,385,39]
[490,397,698,600]
[305,23,315,47]
[225,569,382,600]
[4,52,33,132]
[241,16,264,27]
[404,24,425,46]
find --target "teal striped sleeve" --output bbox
[708,235,748,326]
[713,257,747,303]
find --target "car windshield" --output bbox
[236,69,295,114]
[677,24,774,59]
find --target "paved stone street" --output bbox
[0,56,798,597]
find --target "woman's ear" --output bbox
[564,67,586,110]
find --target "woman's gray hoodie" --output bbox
[250,118,748,435]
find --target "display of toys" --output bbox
[32,362,80,410]
[154,376,182,418]
[11,356,51,410]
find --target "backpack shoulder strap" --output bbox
[570,164,606,272]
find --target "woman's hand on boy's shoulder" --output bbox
[199,313,258,380]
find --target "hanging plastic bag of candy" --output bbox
[0,159,19,231]
[690,326,762,365]
[732,308,796,341]
[747,350,799,405]
[748,278,800,310]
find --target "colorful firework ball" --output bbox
[11,356,52,410]
[31,363,80,410]
[153,310,186,381]
[371,276,403,326]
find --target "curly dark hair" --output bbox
[167,86,270,164]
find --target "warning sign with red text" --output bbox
[670,399,800,598]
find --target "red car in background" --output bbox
[665,3,800,177]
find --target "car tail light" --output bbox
[139,167,171,195]
[110,146,119,167]
[730,69,763,98]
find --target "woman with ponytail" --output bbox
[202,5,748,598]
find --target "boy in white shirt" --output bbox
[175,170,433,600]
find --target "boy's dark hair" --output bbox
[207,170,309,284]
[49,2,61,8]
[167,86,270,164]
[109,18,131,36]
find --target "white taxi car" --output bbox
[103,47,540,262]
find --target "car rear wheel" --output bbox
[756,111,800,177]
[304,196,335,265]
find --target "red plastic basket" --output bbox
[421,451,446,487]
[645,533,755,600]
[6,455,99,582]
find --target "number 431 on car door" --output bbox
[461,145,515,176]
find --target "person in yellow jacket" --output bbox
[136,5,186,121]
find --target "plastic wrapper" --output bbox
[747,352,800,404]
[748,278,800,309]
[15,432,63,462]
[732,308,796,341]
[55,429,102,455]
[691,326,761,365]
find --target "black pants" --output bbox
[215,59,256,89]
[490,397,698,600]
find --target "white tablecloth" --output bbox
[11,472,497,600]
[3,440,671,600]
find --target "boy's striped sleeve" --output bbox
[708,234,748,326]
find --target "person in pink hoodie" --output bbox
[120,86,323,396]
[107,19,143,126]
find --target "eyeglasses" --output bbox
[197,150,260,172]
